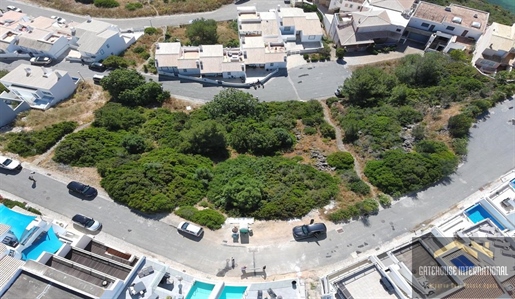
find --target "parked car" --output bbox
[50,16,66,24]
[88,62,107,72]
[0,156,22,170]
[72,214,102,231]
[6,6,22,12]
[30,56,52,66]
[178,221,204,237]
[335,88,344,98]
[93,74,106,84]
[292,222,327,240]
[67,181,98,198]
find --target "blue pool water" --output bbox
[510,179,515,190]
[465,204,505,231]
[185,281,215,299]
[0,204,36,239]
[21,227,63,261]
[218,286,247,299]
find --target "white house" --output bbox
[73,19,135,62]
[405,2,489,44]
[473,22,515,73]
[278,7,324,44]
[0,96,30,127]
[0,64,80,110]
[155,42,246,79]
[15,27,70,59]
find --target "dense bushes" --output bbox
[365,146,458,196]
[175,206,226,230]
[101,148,213,213]
[327,152,354,170]
[207,155,339,219]
[94,0,119,8]
[53,128,125,166]
[6,121,77,157]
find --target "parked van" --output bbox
[93,74,105,84]
[178,221,204,237]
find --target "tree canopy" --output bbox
[186,18,218,46]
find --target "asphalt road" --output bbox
[1,98,514,277]
[5,0,287,28]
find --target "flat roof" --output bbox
[200,44,223,57]
[2,271,93,299]
[413,2,489,32]
[65,248,132,280]
[0,253,25,290]
[335,265,397,299]
[242,36,265,48]
[21,16,55,30]
[75,19,114,36]
[0,64,69,90]
[393,240,456,297]
[156,42,181,55]
[369,0,415,12]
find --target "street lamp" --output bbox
[77,71,84,81]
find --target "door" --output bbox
[461,30,469,37]
[429,25,435,31]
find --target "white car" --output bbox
[72,214,102,232]
[6,6,22,12]
[0,156,21,170]
[178,221,204,237]
[50,16,66,24]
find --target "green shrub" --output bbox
[102,55,129,69]
[349,180,370,195]
[320,122,336,139]
[94,0,119,8]
[336,47,346,60]
[326,97,339,106]
[175,206,225,230]
[310,54,319,62]
[144,27,158,35]
[328,208,352,222]
[358,198,379,215]
[303,54,310,61]
[125,2,143,10]
[6,121,77,157]
[132,46,146,54]
[327,152,354,170]
[304,126,317,135]
[0,198,41,215]
[139,51,151,60]
[452,138,468,156]
[378,194,391,207]
[448,114,472,138]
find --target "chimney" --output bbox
[42,67,51,78]
[277,5,281,12]
[56,72,62,80]
[87,15,92,23]
[24,68,31,77]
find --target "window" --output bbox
[284,26,291,31]
[308,35,316,40]
[270,63,274,66]
[42,91,52,96]
[421,23,430,28]
[349,4,353,8]
[446,26,455,31]
[106,44,110,48]
[396,28,401,32]
[99,49,105,55]
[183,69,187,72]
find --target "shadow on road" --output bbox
[177,230,203,242]
[72,223,102,235]
[68,190,96,201]
[0,168,22,176]
[294,233,327,243]
[130,209,169,221]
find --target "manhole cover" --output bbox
[337,228,344,234]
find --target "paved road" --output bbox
[0,57,350,102]
[1,98,514,277]
[5,0,287,28]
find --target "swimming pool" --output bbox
[0,204,36,239]
[185,281,215,299]
[218,286,247,299]
[510,178,515,191]
[465,204,505,230]
[21,227,63,261]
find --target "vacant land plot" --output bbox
[25,0,233,18]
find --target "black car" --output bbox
[88,62,107,72]
[292,223,327,240]
[67,181,98,198]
